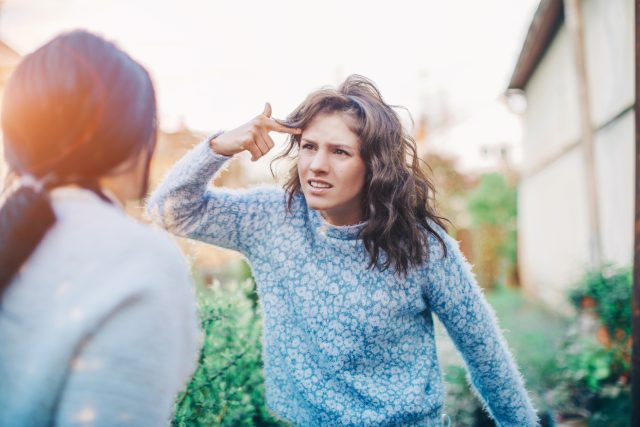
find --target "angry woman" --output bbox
[147,75,538,426]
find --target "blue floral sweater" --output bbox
[146,140,538,427]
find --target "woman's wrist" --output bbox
[206,131,231,157]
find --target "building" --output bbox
[508,0,634,309]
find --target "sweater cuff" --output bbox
[204,130,232,162]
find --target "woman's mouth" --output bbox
[307,179,333,194]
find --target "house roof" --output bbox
[508,0,564,90]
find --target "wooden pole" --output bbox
[563,0,603,270]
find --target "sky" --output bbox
[0,0,540,170]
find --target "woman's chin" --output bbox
[307,200,330,211]
[303,192,331,211]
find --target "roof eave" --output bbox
[508,0,564,91]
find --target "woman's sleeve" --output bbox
[146,137,282,254]
[54,247,200,426]
[423,230,539,427]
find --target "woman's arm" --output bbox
[146,104,300,253]
[423,231,539,427]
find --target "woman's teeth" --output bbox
[309,181,331,189]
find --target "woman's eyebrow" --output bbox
[327,143,355,151]
[301,138,355,151]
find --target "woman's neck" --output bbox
[319,209,364,227]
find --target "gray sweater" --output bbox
[0,187,200,426]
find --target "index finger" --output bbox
[264,118,301,135]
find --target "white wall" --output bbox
[518,0,634,310]
[522,25,581,173]
[519,146,591,310]
[595,110,634,267]
[583,0,634,128]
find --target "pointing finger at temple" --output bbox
[260,103,300,135]
[265,119,301,135]
[263,102,272,118]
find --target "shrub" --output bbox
[467,173,518,289]
[568,267,632,339]
[548,266,632,425]
[172,278,289,427]
[442,365,487,426]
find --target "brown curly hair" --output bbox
[274,74,448,276]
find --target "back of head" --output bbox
[2,29,156,179]
[0,29,157,296]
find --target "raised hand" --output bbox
[209,103,301,161]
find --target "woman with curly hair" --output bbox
[147,75,538,426]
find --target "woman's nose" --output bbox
[309,150,329,173]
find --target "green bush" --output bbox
[486,288,564,406]
[172,277,289,427]
[568,267,632,338]
[442,365,485,426]
[548,266,632,425]
[466,173,518,289]
[441,274,632,426]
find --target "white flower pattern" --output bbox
[147,140,539,427]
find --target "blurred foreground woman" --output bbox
[0,30,199,426]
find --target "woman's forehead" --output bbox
[302,113,360,147]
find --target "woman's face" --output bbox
[297,112,366,226]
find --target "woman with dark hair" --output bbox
[148,75,538,426]
[0,30,198,426]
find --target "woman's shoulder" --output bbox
[284,190,308,215]
[418,220,474,283]
[424,220,452,253]
[411,220,462,274]
[123,224,189,277]
[103,218,192,294]
[6,193,196,338]
[48,189,191,290]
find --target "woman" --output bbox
[0,30,199,426]
[147,75,538,426]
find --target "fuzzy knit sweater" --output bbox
[0,188,200,427]
[146,140,539,427]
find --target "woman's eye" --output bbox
[335,149,348,156]
[302,143,314,150]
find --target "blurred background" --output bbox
[0,0,633,425]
